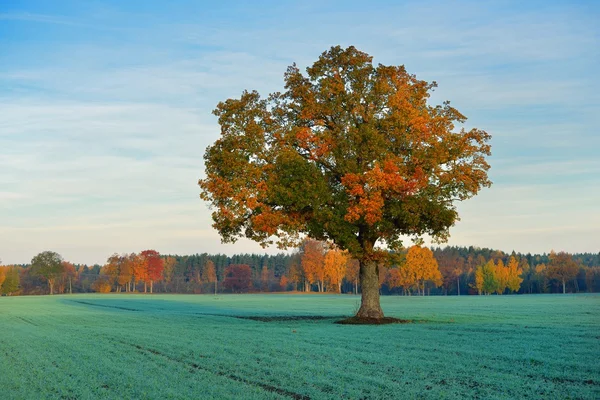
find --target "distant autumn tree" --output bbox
[345,259,360,294]
[534,263,549,293]
[493,259,508,295]
[141,250,164,294]
[61,261,76,294]
[1,267,20,295]
[103,254,121,291]
[288,262,304,291]
[118,255,134,292]
[91,277,112,293]
[260,265,270,291]
[223,264,253,293]
[203,259,217,295]
[324,248,349,292]
[387,265,414,295]
[162,256,177,288]
[301,239,326,292]
[129,253,148,292]
[476,260,498,295]
[546,251,580,294]
[30,251,64,295]
[199,45,491,321]
[505,256,523,293]
[406,246,442,296]
[279,275,289,291]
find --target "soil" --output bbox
[335,316,412,325]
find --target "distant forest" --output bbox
[1,246,599,296]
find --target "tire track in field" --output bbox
[14,316,39,326]
[109,338,310,400]
[66,300,141,312]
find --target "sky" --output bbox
[1,0,598,265]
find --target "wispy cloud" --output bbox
[1,0,598,264]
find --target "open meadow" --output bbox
[0,294,598,399]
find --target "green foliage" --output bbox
[1,267,20,294]
[481,260,498,295]
[30,251,64,294]
[199,45,492,259]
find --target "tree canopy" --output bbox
[30,251,64,295]
[199,45,491,320]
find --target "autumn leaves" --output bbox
[99,250,169,294]
[473,257,523,295]
[297,239,444,295]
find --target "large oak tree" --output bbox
[199,46,491,321]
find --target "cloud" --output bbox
[1,0,597,264]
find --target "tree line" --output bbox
[1,245,599,296]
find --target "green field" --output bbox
[1,294,598,399]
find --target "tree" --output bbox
[91,277,112,293]
[405,246,442,296]
[474,265,484,295]
[505,256,523,293]
[260,265,270,291]
[129,253,148,292]
[118,255,134,292]
[199,45,491,320]
[494,259,508,295]
[103,254,121,291]
[288,261,304,291]
[547,251,580,294]
[301,239,326,292]
[345,259,360,294]
[61,261,76,294]
[223,264,253,293]
[203,259,217,295]
[279,275,289,291]
[387,265,414,295]
[1,267,20,295]
[162,256,177,290]
[324,248,348,293]
[480,260,498,295]
[30,251,64,295]
[141,250,164,294]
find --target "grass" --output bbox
[0,293,598,399]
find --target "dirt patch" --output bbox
[236,315,346,322]
[335,316,412,325]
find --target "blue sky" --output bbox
[1,0,598,265]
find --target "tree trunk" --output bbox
[562,279,566,294]
[144,281,147,293]
[150,281,153,294]
[356,260,384,319]
[457,276,460,296]
[49,280,54,295]
[214,279,217,295]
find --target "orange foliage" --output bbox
[279,275,289,290]
[202,260,217,283]
[405,245,442,295]
[324,248,348,292]
[0,267,6,289]
[91,277,112,293]
[301,239,326,292]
